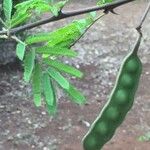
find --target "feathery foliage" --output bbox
[0,0,115,114]
[3,0,13,25]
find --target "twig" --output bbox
[136,2,150,32]
[133,1,150,53]
[0,0,135,35]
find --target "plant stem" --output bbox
[134,1,150,53]
[0,0,135,35]
[136,2,150,32]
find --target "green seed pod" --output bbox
[83,34,142,150]
[94,121,108,135]
[105,106,119,121]
[83,134,99,150]
[120,74,134,88]
[115,89,129,105]
[125,57,140,73]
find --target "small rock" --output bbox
[43,147,49,150]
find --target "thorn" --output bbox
[103,9,109,14]
[110,10,119,15]
[136,27,143,36]
[136,26,141,31]
[103,9,119,15]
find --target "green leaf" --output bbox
[35,3,51,13]
[36,46,78,57]
[55,0,68,10]
[49,0,68,17]
[43,73,57,114]
[11,0,51,26]
[66,84,86,105]
[3,0,12,22]
[32,62,42,107]
[89,12,97,19]
[26,17,95,46]
[44,59,83,78]
[97,0,113,5]
[46,101,57,115]
[16,41,26,61]
[24,49,35,82]
[25,32,53,45]
[47,18,95,47]
[11,13,31,28]
[15,0,35,9]
[47,67,69,89]
[49,6,59,16]
[138,132,150,142]
[15,0,48,13]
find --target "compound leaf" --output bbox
[32,62,42,107]
[44,59,83,78]
[25,32,52,44]
[47,67,69,89]
[11,0,51,27]
[26,16,95,47]
[43,73,57,114]
[24,49,35,82]
[11,13,31,28]
[36,46,77,57]
[66,84,86,105]
[16,41,26,61]
[3,0,12,23]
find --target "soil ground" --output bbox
[0,1,150,150]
